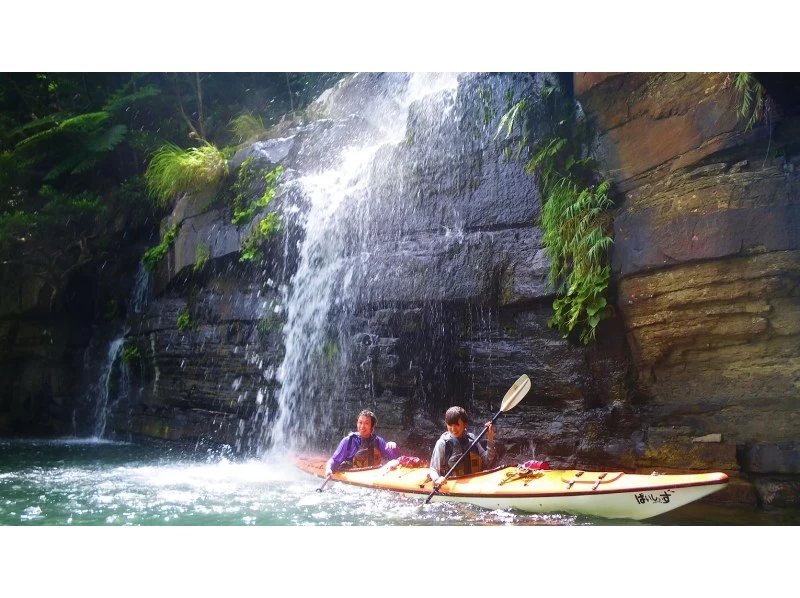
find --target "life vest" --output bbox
[343,433,383,469]
[444,433,483,477]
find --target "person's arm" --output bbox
[377,436,399,460]
[325,435,352,476]
[467,424,496,471]
[481,422,496,468]
[429,438,447,486]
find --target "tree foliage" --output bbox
[0,72,345,308]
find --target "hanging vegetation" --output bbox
[495,78,615,344]
[142,223,179,271]
[230,159,284,263]
[734,72,767,131]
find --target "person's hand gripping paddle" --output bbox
[424,373,531,504]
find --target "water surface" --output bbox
[2,437,795,598]
[2,437,796,527]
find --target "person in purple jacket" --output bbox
[324,409,399,476]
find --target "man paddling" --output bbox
[324,409,399,476]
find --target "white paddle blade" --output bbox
[500,374,531,412]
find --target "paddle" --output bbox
[424,373,531,505]
[316,473,332,492]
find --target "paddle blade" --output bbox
[500,374,531,412]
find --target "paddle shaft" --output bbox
[316,474,332,492]
[424,408,502,504]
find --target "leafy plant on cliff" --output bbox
[231,113,267,143]
[495,79,614,344]
[232,161,283,225]
[257,303,284,337]
[232,161,284,263]
[240,212,282,263]
[122,345,141,364]
[542,181,613,343]
[176,307,192,331]
[734,73,766,131]
[193,242,209,272]
[322,339,339,365]
[142,222,179,271]
[145,141,228,208]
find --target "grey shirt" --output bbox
[429,431,496,480]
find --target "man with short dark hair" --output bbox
[324,409,399,477]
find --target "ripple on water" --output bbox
[21,506,43,522]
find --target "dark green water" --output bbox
[2,437,797,527]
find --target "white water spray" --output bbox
[264,73,461,455]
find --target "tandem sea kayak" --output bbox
[294,455,729,521]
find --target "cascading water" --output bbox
[262,73,461,456]
[131,260,152,314]
[80,260,150,439]
[84,335,125,438]
[93,336,125,437]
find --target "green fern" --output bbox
[734,73,766,131]
[497,80,614,344]
[102,84,161,116]
[11,110,129,181]
[85,123,127,153]
[494,98,527,140]
[551,265,612,344]
[541,179,612,283]
[539,179,613,343]
[493,98,529,160]
[6,113,64,141]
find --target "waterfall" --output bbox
[79,260,151,439]
[88,335,125,438]
[262,73,462,455]
[131,260,151,314]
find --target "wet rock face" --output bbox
[0,189,156,436]
[575,72,800,500]
[125,72,635,468]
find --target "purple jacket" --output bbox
[326,433,399,472]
